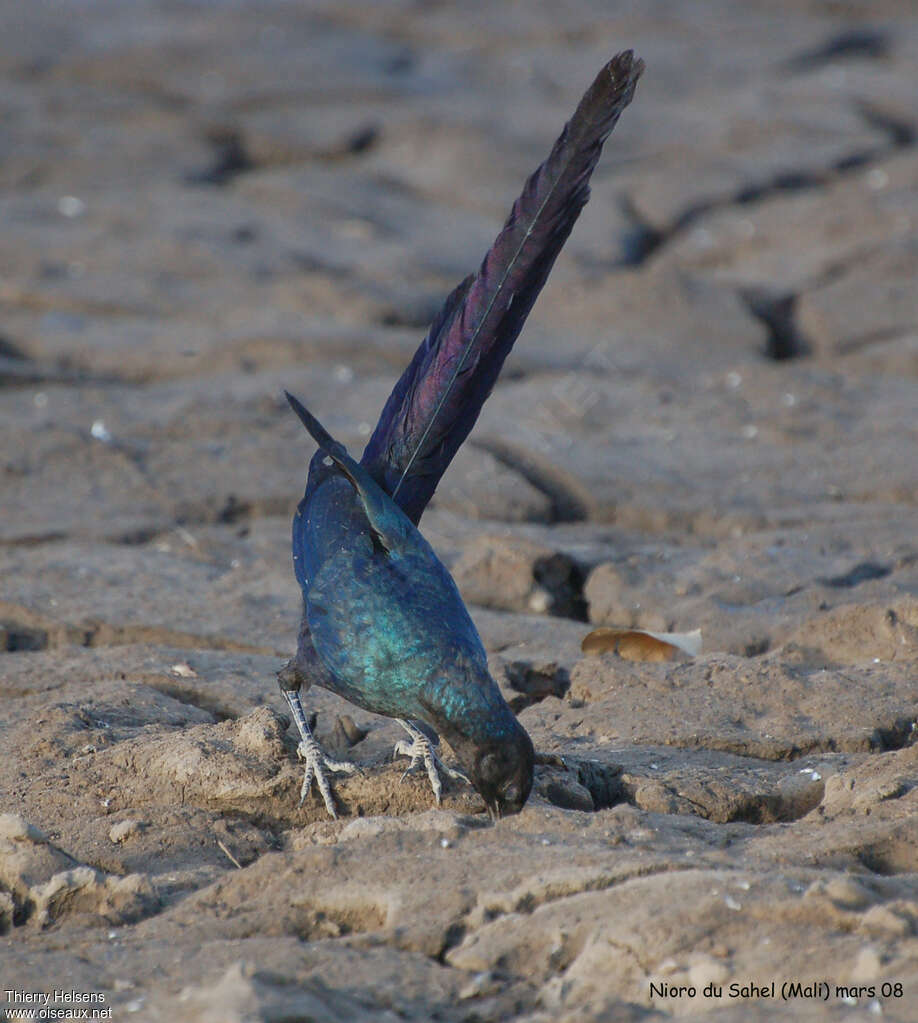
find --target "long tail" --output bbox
[360,50,644,524]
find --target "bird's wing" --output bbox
[285,390,412,556]
[304,548,451,719]
[360,50,644,524]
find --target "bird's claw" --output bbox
[393,729,467,806]
[296,734,358,819]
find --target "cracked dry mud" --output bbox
[1,2,917,1021]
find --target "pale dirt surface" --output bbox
[1,1,917,1020]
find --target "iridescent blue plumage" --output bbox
[284,392,530,815]
[279,52,644,818]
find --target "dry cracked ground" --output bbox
[1,1,917,1021]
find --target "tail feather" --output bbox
[361,50,644,523]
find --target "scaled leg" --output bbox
[393,718,468,805]
[283,687,358,819]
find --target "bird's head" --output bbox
[425,651,535,820]
[467,723,535,820]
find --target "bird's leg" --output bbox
[283,688,358,819]
[393,719,468,806]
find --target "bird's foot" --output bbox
[393,720,467,806]
[282,687,358,819]
[295,733,359,819]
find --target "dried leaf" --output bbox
[581,627,702,661]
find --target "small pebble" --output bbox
[90,420,112,443]
[459,971,502,1000]
[109,819,144,844]
[57,195,86,218]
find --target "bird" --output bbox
[277,50,644,819]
